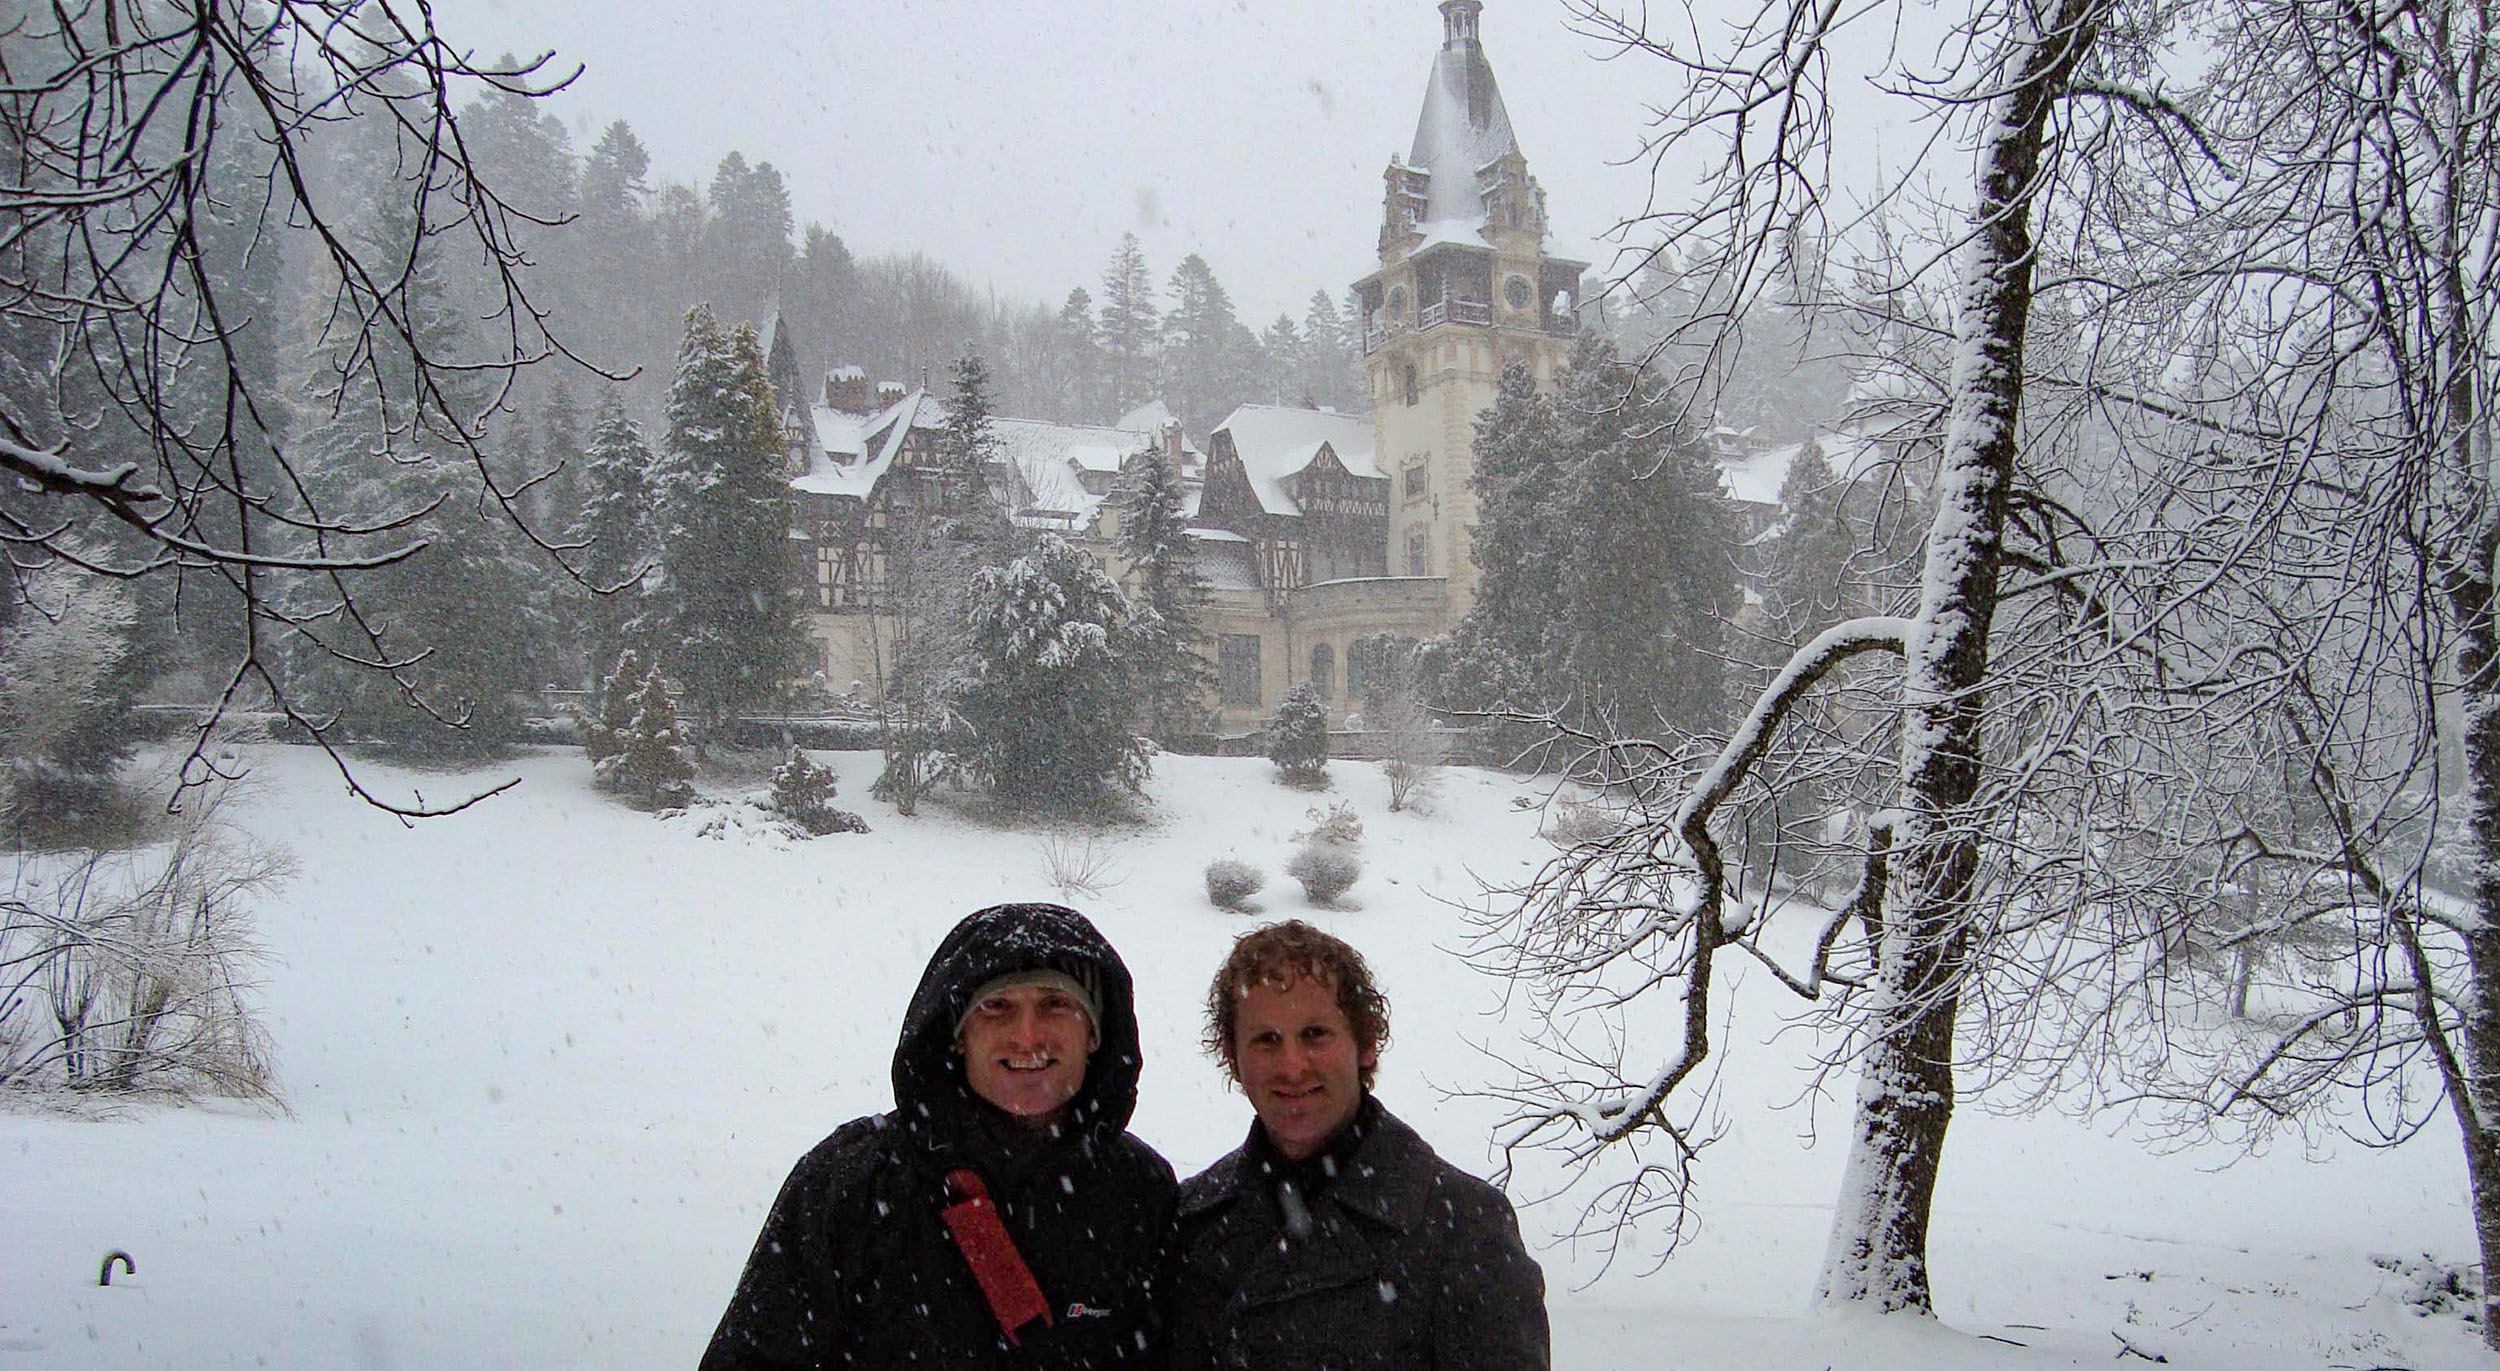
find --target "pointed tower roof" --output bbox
[1405,0,1521,232]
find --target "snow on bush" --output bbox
[1266,682,1330,787]
[0,781,284,1101]
[768,750,867,836]
[1286,841,1362,906]
[1204,858,1266,911]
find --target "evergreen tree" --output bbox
[939,349,1014,550]
[1115,444,1214,742]
[1262,314,1306,404]
[951,535,1149,810]
[574,400,659,685]
[785,225,858,385]
[1762,438,1861,639]
[575,121,663,367]
[650,305,810,733]
[703,152,796,327]
[1055,285,1107,420]
[1162,253,1259,436]
[1442,340,1743,749]
[593,656,696,809]
[1437,360,1567,733]
[1300,289,1366,413]
[582,645,647,764]
[1266,681,1331,785]
[287,145,543,758]
[769,748,866,834]
[1097,233,1159,415]
[1550,337,1741,732]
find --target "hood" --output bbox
[892,902,1144,1135]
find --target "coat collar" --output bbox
[1180,1098,1437,1233]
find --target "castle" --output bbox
[780,0,1589,733]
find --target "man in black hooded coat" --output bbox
[701,902,1177,1369]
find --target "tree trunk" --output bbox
[1813,0,2104,1314]
[2449,591,2500,1349]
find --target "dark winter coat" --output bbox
[1165,1100,1549,1371]
[700,903,1179,1370]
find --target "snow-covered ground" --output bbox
[0,746,2482,1369]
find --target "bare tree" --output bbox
[2041,0,2500,1344]
[1484,0,2167,1315]
[0,2,607,815]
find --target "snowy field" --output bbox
[0,746,2483,1369]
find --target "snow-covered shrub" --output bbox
[769,749,866,836]
[1204,858,1266,911]
[1291,801,1365,850]
[2372,1253,2483,1325]
[1266,682,1330,786]
[1286,841,1362,906]
[594,661,696,810]
[0,779,284,1101]
[1542,797,1621,848]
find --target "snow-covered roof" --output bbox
[1406,23,1520,236]
[1117,399,1180,434]
[791,389,938,500]
[1210,404,1382,517]
[1718,427,1892,508]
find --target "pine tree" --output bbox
[1266,681,1331,785]
[1762,438,1861,640]
[1552,337,1741,733]
[574,401,658,684]
[287,144,543,758]
[1301,289,1365,413]
[1056,285,1106,420]
[1437,360,1567,732]
[1261,314,1305,405]
[703,151,795,327]
[1443,341,1743,749]
[594,657,696,809]
[1116,444,1214,742]
[770,748,867,834]
[939,349,1016,553]
[582,645,646,764]
[1097,234,1160,415]
[952,535,1148,811]
[650,305,810,733]
[1162,253,1258,436]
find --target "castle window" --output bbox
[1401,360,1419,407]
[1406,530,1430,575]
[1311,643,1335,700]
[1219,634,1262,708]
[1404,461,1430,501]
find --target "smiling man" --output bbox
[701,903,1176,1369]
[1168,920,1549,1371]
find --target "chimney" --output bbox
[876,380,907,408]
[1161,418,1184,465]
[824,365,871,414]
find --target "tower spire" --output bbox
[1441,0,1482,48]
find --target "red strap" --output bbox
[940,1168,1054,1347]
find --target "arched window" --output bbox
[1311,643,1335,700]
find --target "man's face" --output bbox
[960,982,1095,1125]
[1231,973,1374,1160]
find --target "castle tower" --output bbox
[1356,0,1585,623]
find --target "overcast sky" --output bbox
[420,0,1691,325]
